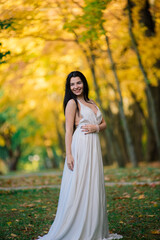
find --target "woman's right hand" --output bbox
[67,154,74,171]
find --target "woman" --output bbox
[37,71,123,240]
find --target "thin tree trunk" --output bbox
[89,53,126,166]
[90,54,103,106]
[107,106,127,167]
[127,0,160,160]
[8,146,21,171]
[56,126,65,156]
[89,48,127,166]
[1,131,21,171]
[130,90,151,129]
[89,60,118,164]
[103,31,138,167]
[53,112,65,163]
[46,146,59,168]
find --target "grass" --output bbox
[0,165,160,239]
[0,185,159,240]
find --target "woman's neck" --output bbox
[77,95,84,101]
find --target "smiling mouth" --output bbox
[74,89,81,92]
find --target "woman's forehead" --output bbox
[70,76,82,83]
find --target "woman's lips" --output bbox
[74,89,81,93]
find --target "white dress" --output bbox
[36,100,123,240]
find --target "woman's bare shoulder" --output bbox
[65,99,77,115]
[66,99,76,107]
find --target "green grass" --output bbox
[0,185,159,240]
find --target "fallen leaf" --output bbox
[35,199,41,203]
[104,176,110,181]
[20,203,35,207]
[28,224,34,227]
[7,222,12,225]
[150,229,160,235]
[11,233,17,237]
[138,194,145,199]
[119,221,124,224]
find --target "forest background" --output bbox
[0,0,160,174]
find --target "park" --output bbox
[0,0,160,239]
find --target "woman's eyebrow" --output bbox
[70,81,81,85]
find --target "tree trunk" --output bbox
[127,0,160,160]
[129,88,155,162]
[54,112,65,163]
[56,126,65,157]
[146,83,160,161]
[89,55,126,166]
[103,32,138,167]
[138,0,155,36]
[8,146,21,171]
[46,146,59,168]
[105,107,127,167]
[128,103,144,162]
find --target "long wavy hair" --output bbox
[63,71,90,115]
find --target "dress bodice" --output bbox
[76,99,102,127]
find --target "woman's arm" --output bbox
[65,99,76,170]
[98,117,107,132]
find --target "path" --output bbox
[0,181,159,191]
[0,171,159,191]
[0,171,62,179]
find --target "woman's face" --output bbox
[70,76,84,97]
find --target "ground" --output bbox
[0,163,160,240]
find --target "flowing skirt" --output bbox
[37,126,123,240]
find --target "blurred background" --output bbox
[0,0,160,174]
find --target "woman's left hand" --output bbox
[81,124,98,134]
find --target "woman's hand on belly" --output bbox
[81,124,99,134]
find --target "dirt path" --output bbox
[0,171,62,179]
[0,181,159,191]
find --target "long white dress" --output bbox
[36,100,123,240]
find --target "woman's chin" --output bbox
[74,92,83,96]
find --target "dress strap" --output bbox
[77,99,98,110]
[89,100,99,110]
[77,99,83,106]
